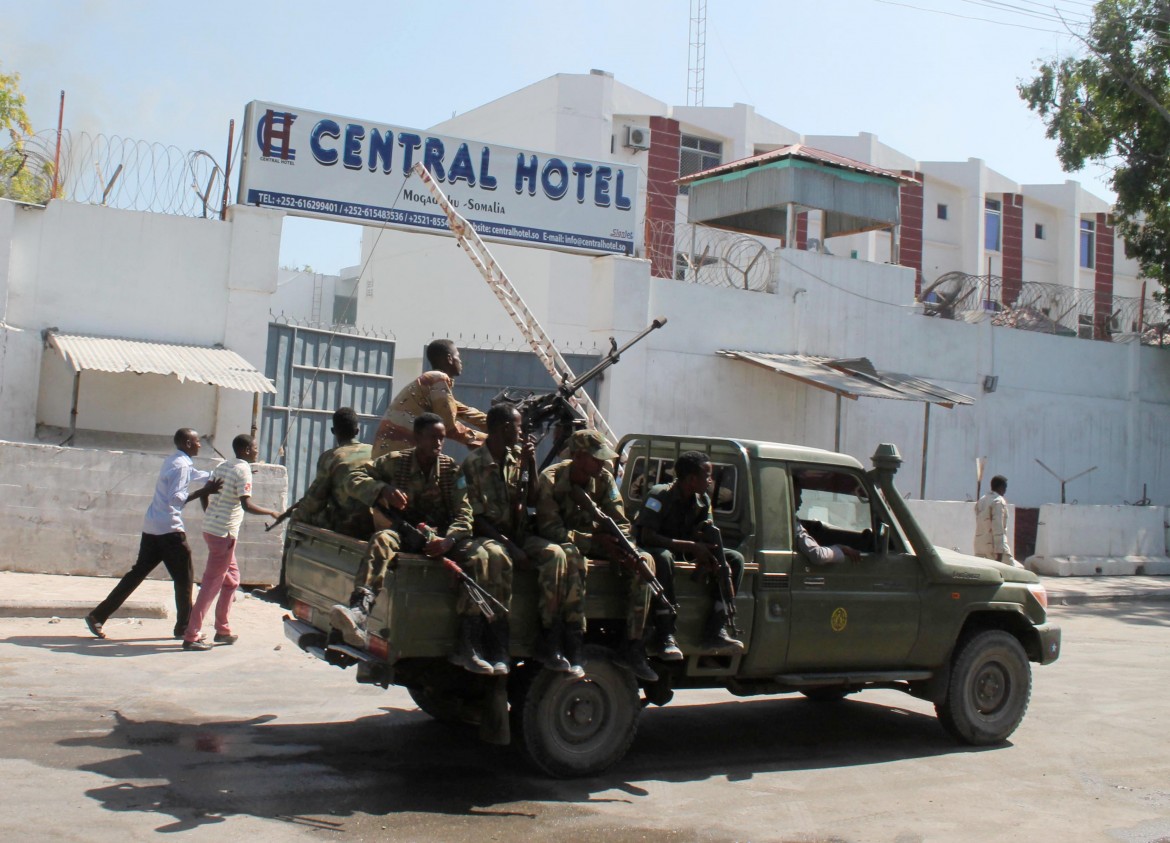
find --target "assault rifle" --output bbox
[569,486,678,618]
[373,502,508,621]
[493,317,667,470]
[691,523,741,639]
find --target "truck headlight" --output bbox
[1027,582,1048,609]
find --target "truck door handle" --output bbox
[803,577,825,587]
[874,580,900,589]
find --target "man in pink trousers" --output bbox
[183,434,280,651]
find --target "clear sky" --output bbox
[1,0,1105,275]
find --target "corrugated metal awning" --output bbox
[717,350,973,408]
[45,331,276,394]
[678,144,914,186]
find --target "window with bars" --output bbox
[679,134,722,195]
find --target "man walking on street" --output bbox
[182,434,280,651]
[974,475,1021,567]
[85,429,222,640]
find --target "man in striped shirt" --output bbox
[181,434,280,651]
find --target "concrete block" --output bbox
[907,499,1014,556]
[1026,555,1170,577]
[1034,504,1167,559]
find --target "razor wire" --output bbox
[918,271,1169,346]
[649,219,779,291]
[2,129,238,218]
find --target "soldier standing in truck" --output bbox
[371,339,487,459]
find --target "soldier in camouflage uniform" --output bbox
[535,430,659,683]
[460,405,586,677]
[256,408,373,605]
[293,407,374,538]
[330,413,505,676]
[636,450,745,659]
[371,339,487,459]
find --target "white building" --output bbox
[353,70,1170,508]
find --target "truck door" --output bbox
[784,466,921,671]
[738,462,793,677]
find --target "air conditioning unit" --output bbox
[624,125,651,151]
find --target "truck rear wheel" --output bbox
[521,645,640,777]
[408,686,474,725]
[936,630,1031,745]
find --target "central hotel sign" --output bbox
[239,101,638,256]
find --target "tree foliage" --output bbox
[1019,0,1170,295]
[0,63,54,204]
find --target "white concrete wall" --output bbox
[1034,504,1166,558]
[906,499,1014,557]
[1028,503,1170,576]
[0,199,283,451]
[357,211,1170,509]
[0,441,286,582]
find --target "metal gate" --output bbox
[451,347,602,464]
[260,320,396,501]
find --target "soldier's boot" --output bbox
[615,637,659,684]
[650,612,684,662]
[449,616,495,675]
[534,619,572,673]
[329,587,375,648]
[701,609,745,655]
[485,618,511,676]
[562,626,586,679]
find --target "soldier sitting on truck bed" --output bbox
[635,450,745,659]
[330,413,512,676]
[257,408,374,605]
[462,404,588,678]
[534,430,659,683]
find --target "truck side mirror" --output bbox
[877,522,890,555]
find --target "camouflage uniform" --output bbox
[372,371,487,459]
[636,480,745,647]
[460,444,578,628]
[535,460,654,638]
[345,449,473,594]
[293,442,374,539]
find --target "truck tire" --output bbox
[936,630,1031,745]
[521,645,640,777]
[408,686,472,725]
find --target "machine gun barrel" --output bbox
[558,317,667,399]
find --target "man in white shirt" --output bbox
[181,434,280,651]
[85,429,222,639]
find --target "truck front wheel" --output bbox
[936,630,1032,745]
[521,645,640,777]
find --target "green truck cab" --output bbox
[282,435,1060,777]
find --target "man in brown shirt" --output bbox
[372,339,487,459]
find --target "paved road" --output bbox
[1,596,1168,842]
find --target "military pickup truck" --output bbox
[281,435,1061,777]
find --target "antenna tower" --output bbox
[688,0,707,107]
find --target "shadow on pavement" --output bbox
[0,634,183,657]
[60,693,980,833]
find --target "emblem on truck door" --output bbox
[831,607,848,632]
